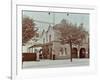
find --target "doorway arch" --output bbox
[79,48,86,58]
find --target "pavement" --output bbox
[22,59,89,69]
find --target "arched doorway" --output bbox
[72,48,78,58]
[79,48,86,58]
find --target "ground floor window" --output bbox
[65,48,67,55]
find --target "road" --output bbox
[23,59,89,69]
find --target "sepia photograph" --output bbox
[10,0,98,79]
[22,10,89,69]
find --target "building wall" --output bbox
[52,42,71,59]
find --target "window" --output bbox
[65,48,67,55]
[60,48,63,55]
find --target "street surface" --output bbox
[23,59,89,69]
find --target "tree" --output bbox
[57,20,88,62]
[22,17,38,45]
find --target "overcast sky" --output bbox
[23,11,89,32]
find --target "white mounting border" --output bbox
[11,3,97,80]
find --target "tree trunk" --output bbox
[69,39,72,62]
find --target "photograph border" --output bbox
[11,4,97,80]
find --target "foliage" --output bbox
[22,17,37,45]
[57,21,88,45]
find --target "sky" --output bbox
[22,11,89,33]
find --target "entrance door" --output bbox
[79,48,86,58]
[72,48,78,58]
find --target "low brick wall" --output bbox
[22,53,36,62]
